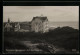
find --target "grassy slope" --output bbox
[4,26,79,52]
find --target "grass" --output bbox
[4,26,79,53]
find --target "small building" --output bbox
[15,22,20,31]
[4,18,12,32]
[20,22,31,32]
[4,18,20,32]
[31,15,49,33]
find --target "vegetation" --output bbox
[4,26,79,53]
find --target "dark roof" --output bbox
[32,16,48,22]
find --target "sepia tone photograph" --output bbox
[3,6,79,54]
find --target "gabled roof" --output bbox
[32,16,48,22]
[3,22,16,28]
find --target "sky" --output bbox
[3,6,79,22]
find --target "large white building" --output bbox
[31,16,49,33]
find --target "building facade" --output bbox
[31,16,49,33]
[15,22,20,31]
[4,18,12,32]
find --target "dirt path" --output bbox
[20,41,43,52]
[19,40,66,53]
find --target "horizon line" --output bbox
[3,21,78,22]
